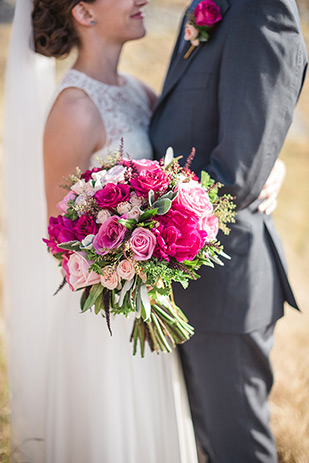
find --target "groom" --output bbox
[150,0,307,461]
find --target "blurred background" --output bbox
[0,0,308,461]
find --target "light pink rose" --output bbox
[175,181,213,218]
[200,214,219,241]
[130,228,156,261]
[96,209,112,224]
[184,24,199,43]
[56,191,75,214]
[127,206,142,220]
[100,266,120,290]
[102,165,127,184]
[117,201,132,215]
[130,191,143,207]
[67,252,101,291]
[117,259,135,280]
[71,180,95,196]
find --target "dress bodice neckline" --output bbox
[68,69,128,90]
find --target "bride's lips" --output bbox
[130,11,145,20]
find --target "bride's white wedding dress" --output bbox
[43,69,198,463]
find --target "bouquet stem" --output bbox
[130,285,194,357]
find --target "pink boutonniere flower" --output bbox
[184,0,222,59]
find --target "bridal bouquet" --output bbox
[43,148,235,356]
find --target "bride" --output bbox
[4,0,198,462]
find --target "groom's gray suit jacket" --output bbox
[150,0,307,334]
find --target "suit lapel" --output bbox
[152,0,231,117]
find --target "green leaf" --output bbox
[117,218,137,230]
[140,284,151,322]
[58,240,81,251]
[164,147,174,167]
[94,292,103,315]
[219,250,231,260]
[81,284,104,313]
[139,208,158,222]
[152,198,172,215]
[200,171,214,189]
[148,190,155,207]
[118,278,135,307]
[80,288,89,312]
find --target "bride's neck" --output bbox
[73,40,123,86]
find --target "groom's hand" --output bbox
[258,159,286,215]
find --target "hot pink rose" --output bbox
[117,259,135,280]
[175,181,213,218]
[130,168,170,197]
[200,214,219,241]
[93,215,126,255]
[194,0,222,27]
[100,266,120,290]
[65,252,101,291]
[43,215,78,254]
[130,228,156,261]
[81,167,102,182]
[57,191,76,214]
[94,183,130,209]
[73,215,99,241]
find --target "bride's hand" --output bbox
[258,159,286,215]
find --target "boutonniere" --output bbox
[184,0,222,59]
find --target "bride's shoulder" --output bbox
[46,87,103,137]
[44,87,105,159]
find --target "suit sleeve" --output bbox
[204,0,307,210]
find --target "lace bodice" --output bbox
[52,69,153,167]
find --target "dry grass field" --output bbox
[0,1,308,462]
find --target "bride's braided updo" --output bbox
[32,0,95,58]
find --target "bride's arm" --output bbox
[44,88,105,218]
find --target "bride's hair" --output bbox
[32,0,95,58]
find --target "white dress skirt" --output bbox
[41,70,198,463]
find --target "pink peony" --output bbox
[117,259,135,280]
[131,159,160,174]
[130,167,170,197]
[200,214,219,241]
[153,203,207,262]
[130,228,156,261]
[93,215,126,255]
[94,183,130,209]
[56,191,76,214]
[100,266,120,290]
[194,0,222,27]
[65,252,101,291]
[175,181,213,219]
